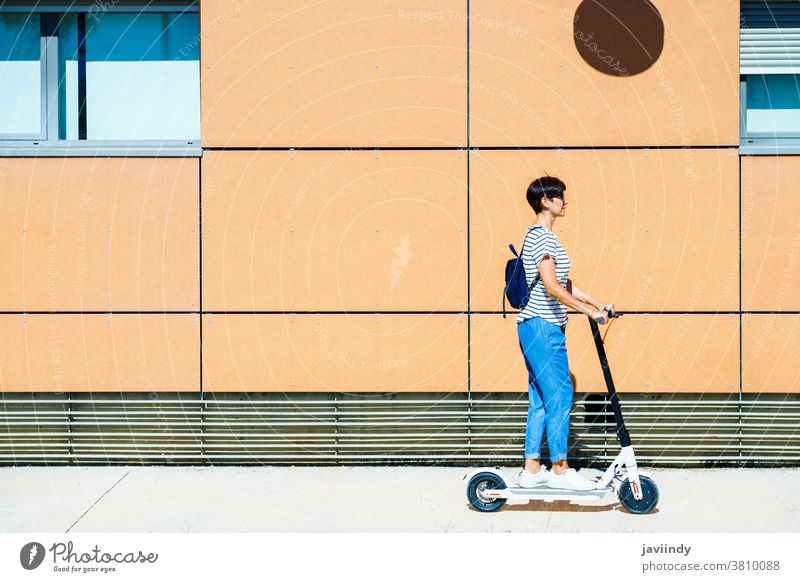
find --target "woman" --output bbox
[516,175,611,491]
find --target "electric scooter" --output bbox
[464,306,659,514]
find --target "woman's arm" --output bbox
[566,278,603,311]
[538,258,605,321]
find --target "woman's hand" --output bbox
[591,310,610,325]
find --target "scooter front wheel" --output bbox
[466,472,507,512]
[617,475,659,514]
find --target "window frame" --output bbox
[740,0,800,154]
[0,1,200,157]
[0,15,48,141]
[740,74,800,154]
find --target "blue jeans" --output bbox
[517,316,573,463]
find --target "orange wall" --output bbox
[741,156,800,393]
[0,158,200,392]
[5,2,800,394]
[201,0,739,148]
[742,156,800,312]
[472,313,739,393]
[470,149,739,312]
[743,315,800,393]
[202,314,467,392]
[0,158,199,312]
[201,150,467,311]
[470,0,739,147]
[201,0,467,147]
[0,314,198,392]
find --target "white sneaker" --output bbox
[518,466,549,488]
[546,468,596,491]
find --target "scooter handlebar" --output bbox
[594,305,621,325]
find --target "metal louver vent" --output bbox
[1,392,799,467]
[741,1,800,74]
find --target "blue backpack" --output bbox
[502,239,539,319]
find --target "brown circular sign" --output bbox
[572,0,664,77]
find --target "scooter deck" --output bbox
[489,486,614,502]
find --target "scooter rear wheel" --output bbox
[617,475,659,514]
[466,472,507,512]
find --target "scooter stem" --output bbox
[588,316,631,448]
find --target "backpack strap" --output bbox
[504,243,518,319]
[517,237,539,293]
[503,239,539,319]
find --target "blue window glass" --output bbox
[84,12,200,140]
[0,13,43,137]
[746,74,800,136]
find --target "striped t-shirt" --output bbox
[515,224,572,326]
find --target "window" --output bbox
[0,1,199,156]
[0,13,43,139]
[744,74,800,135]
[741,1,800,153]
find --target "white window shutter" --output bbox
[741,1,800,74]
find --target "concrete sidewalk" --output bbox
[1,466,798,533]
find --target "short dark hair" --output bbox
[526,175,566,213]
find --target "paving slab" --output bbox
[0,466,130,533]
[1,467,798,533]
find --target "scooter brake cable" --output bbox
[601,317,615,345]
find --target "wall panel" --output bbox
[0,315,198,392]
[470,149,739,312]
[742,156,800,311]
[743,314,800,393]
[202,314,467,392]
[471,313,739,393]
[0,158,199,312]
[470,0,739,146]
[202,150,467,311]
[201,0,467,147]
